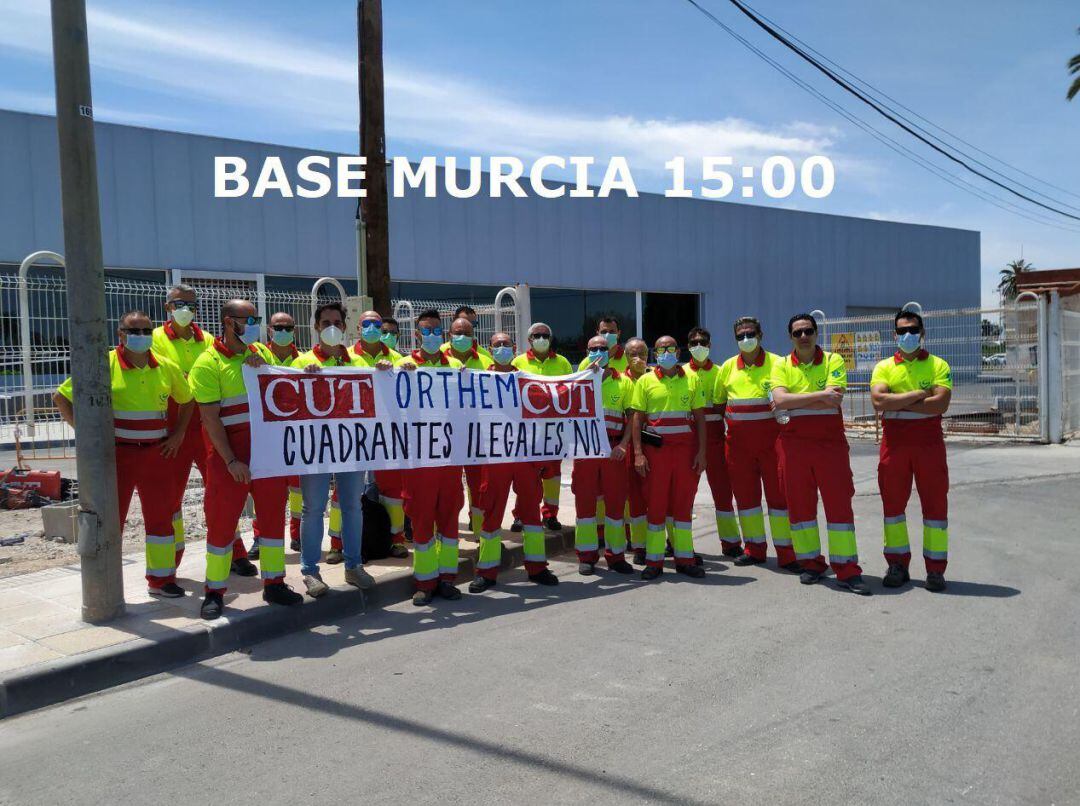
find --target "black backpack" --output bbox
[361,481,393,562]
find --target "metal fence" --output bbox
[817,302,1042,440]
[1063,310,1080,440]
[391,288,521,354]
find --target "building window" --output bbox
[530,287,637,364]
[642,292,701,356]
[390,281,506,305]
[265,275,358,296]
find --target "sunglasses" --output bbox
[655,346,679,355]
[168,301,197,310]
[229,315,262,326]
[270,324,295,333]
[361,319,383,329]
[419,326,443,336]
[530,333,552,340]
[895,326,921,336]
[791,328,816,338]
[735,332,758,342]
[688,338,709,347]
[121,327,153,336]
[590,345,610,352]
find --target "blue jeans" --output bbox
[300,471,364,576]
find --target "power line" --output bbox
[684,0,1080,223]
[678,0,1080,233]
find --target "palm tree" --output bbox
[998,258,1034,301]
[1069,27,1080,101]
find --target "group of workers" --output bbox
[53,285,953,619]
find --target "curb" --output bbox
[0,529,576,720]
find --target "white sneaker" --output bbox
[303,573,329,598]
[345,567,375,590]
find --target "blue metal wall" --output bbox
[0,109,980,348]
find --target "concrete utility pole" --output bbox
[358,0,391,312]
[50,0,124,622]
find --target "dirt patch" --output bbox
[0,484,222,579]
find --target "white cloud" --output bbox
[0,0,847,174]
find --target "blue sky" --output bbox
[1,0,1078,305]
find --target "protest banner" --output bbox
[242,365,611,479]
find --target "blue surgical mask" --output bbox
[420,332,443,353]
[897,332,921,354]
[271,329,295,347]
[361,322,382,344]
[124,334,152,354]
[451,334,473,353]
[656,351,679,369]
[492,345,514,364]
[238,322,261,346]
[603,332,618,349]
[380,332,398,351]
[588,349,609,367]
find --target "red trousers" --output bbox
[117,442,178,588]
[643,441,699,568]
[777,435,861,581]
[403,465,464,589]
[878,435,949,573]
[725,425,794,564]
[539,459,561,520]
[169,410,246,563]
[625,441,648,549]
[479,462,545,578]
[203,426,287,593]
[572,454,628,564]
[252,475,299,542]
[702,438,738,549]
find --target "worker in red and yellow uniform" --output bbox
[189,299,304,620]
[870,309,953,592]
[396,308,466,606]
[572,335,635,575]
[54,309,193,597]
[447,316,494,537]
[714,316,797,570]
[629,335,708,580]
[683,326,739,564]
[248,310,302,562]
[151,284,253,577]
[770,313,871,595]
[439,305,493,362]
[512,322,573,532]
[332,309,409,560]
[623,337,651,563]
[469,332,558,591]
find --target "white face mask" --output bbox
[738,336,759,354]
[530,337,550,354]
[689,345,710,363]
[170,307,195,328]
[319,325,344,347]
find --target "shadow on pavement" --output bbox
[858,575,1021,598]
[171,662,709,805]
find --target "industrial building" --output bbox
[0,108,980,363]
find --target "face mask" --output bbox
[237,322,261,346]
[361,323,382,344]
[420,332,443,353]
[737,337,759,354]
[271,329,295,347]
[531,337,550,354]
[588,349,609,367]
[169,307,195,328]
[319,325,344,347]
[124,334,152,354]
[451,334,474,353]
[657,352,678,369]
[380,332,398,351]
[492,345,514,365]
[603,332,618,349]
[689,345,710,363]
[897,332,921,354]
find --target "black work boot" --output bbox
[510,519,523,533]
[200,592,224,620]
[734,553,764,567]
[529,569,560,586]
[721,544,744,559]
[469,576,496,594]
[578,562,596,576]
[413,589,434,606]
[231,556,258,577]
[543,517,563,533]
[632,548,647,566]
[263,583,303,606]
[676,564,705,579]
[925,572,947,592]
[607,558,634,575]
[641,565,663,581]
[882,564,910,588]
[436,580,462,600]
[799,569,823,585]
[838,574,872,596]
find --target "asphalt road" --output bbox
[1,444,1078,805]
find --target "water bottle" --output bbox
[769,390,790,425]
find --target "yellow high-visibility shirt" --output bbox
[578,345,630,373]
[266,343,300,367]
[151,322,212,376]
[57,349,190,444]
[348,341,402,366]
[769,347,846,441]
[683,358,724,439]
[394,350,464,369]
[871,349,952,442]
[441,341,493,361]
[599,370,634,436]
[629,366,705,446]
[512,349,572,376]
[715,350,783,431]
[293,345,366,369]
[188,339,274,430]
